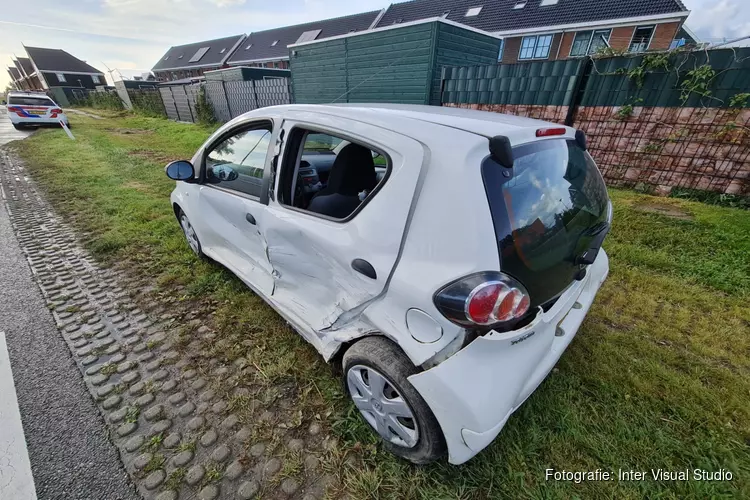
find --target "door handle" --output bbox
[245,213,256,225]
[351,259,377,280]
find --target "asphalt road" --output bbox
[0,105,139,500]
[0,105,33,145]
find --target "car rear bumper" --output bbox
[9,114,68,126]
[408,250,609,465]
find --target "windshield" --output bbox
[482,139,609,308]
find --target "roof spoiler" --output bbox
[489,136,513,168]
[490,129,586,167]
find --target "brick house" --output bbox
[375,0,691,64]
[226,11,382,69]
[151,35,246,82]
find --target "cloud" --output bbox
[682,0,750,42]
[1,0,385,88]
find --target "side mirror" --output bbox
[165,160,194,181]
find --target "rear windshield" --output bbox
[482,139,609,308]
[7,96,55,106]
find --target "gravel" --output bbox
[0,135,138,498]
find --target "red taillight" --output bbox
[465,282,530,325]
[466,283,505,324]
[51,108,63,114]
[434,272,532,328]
[536,127,567,137]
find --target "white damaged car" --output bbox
[165,103,611,465]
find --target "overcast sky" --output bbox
[1,0,748,89]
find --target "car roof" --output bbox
[8,91,53,98]
[273,103,560,138]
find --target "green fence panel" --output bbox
[441,47,750,109]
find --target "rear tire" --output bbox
[342,336,446,464]
[12,124,24,130]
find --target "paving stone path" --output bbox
[0,151,341,499]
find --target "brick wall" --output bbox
[609,26,636,51]
[558,32,576,59]
[502,37,521,64]
[651,22,681,51]
[444,103,750,196]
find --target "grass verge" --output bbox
[10,112,750,498]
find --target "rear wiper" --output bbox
[575,222,610,266]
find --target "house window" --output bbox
[56,73,67,83]
[540,0,559,5]
[629,26,654,53]
[246,44,253,49]
[570,29,611,56]
[519,34,553,60]
[92,75,100,84]
[271,40,279,46]
[220,48,226,54]
[466,6,482,17]
[514,2,526,9]
[189,47,210,63]
[178,54,184,59]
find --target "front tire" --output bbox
[178,210,205,259]
[343,337,446,464]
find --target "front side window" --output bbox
[205,125,273,197]
[519,35,553,60]
[279,129,389,220]
[56,73,67,83]
[92,75,100,84]
[629,26,654,53]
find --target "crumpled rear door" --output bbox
[262,113,424,335]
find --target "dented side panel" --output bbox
[261,113,425,347]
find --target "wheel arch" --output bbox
[172,202,182,221]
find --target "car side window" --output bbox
[205,125,272,198]
[278,128,390,221]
